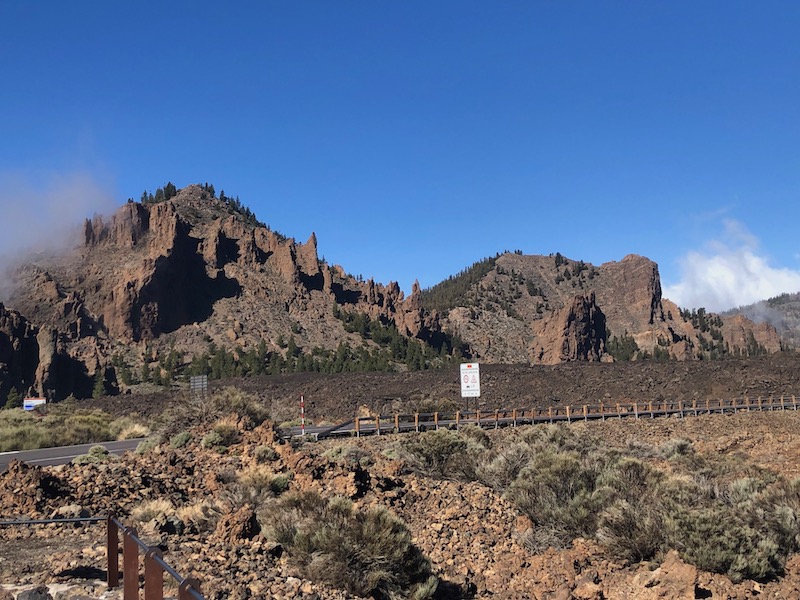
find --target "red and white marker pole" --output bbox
[300,394,305,436]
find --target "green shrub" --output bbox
[459,424,491,449]
[323,444,373,467]
[254,444,279,462]
[201,423,240,450]
[401,429,468,479]
[170,431,193,448]
[260,491,437,599]
[72,445,118,465]
[665,505,783,582]
[135,438,159,455]
[506,450,603,548]
[597,498,666,562]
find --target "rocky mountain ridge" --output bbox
[0,184,783,401]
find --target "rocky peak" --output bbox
[532,293,607,365]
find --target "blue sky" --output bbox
[1,2,799,312]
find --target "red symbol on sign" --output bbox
[463,375,469,383]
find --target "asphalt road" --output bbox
[0,438,147,472]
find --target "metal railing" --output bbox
[0,514,204,599]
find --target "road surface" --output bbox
[0,438,147,472]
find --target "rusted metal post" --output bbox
[107,514,119,589]
[144,548,164,600]
[123,526,139,599]
[179,578,201,600]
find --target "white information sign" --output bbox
[460,362,480,398]
[23,398,47,411]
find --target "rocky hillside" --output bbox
[422,252,780,364]
[724,291,800,350]
[0,184,782,401]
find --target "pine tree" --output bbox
[4,387,21,410]
[92,371,105,399]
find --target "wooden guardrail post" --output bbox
[648,401,654,418]
[566,405,571,423]
[616,403,622,419]
[124,526,139,599]
[394,414,399,433]
[494,410,499,429]
[455,411,460,429]
[758,397,763,411]
[145,548,164,600]
[434,412,439,430]
[678,400,684,418]
[415,413,419,432]
[107,514,119,589]
[548,407,553,423]
[179,578,202,600]
[782,395,786,411]
[794,395,798,410]
[476,410,481,427]
[512,409,517,427]
[583,405,588,421]
[600,403,605,421]
[632,403,638,419]
[355,417,360,438]
[376,416,381,435]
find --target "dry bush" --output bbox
[116,422,151,440]
[131,499,174,524]
[176,500,224,534]
[223,464,291,510]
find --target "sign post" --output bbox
[460,363,481,399]
[300,394,305,436]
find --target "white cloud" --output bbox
[663,219,800,312]
[0,170,117,300]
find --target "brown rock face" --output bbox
[0,303,39,400]
[533,293,607,365]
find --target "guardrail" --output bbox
[341,395,799,437]
[0,514,203,599]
